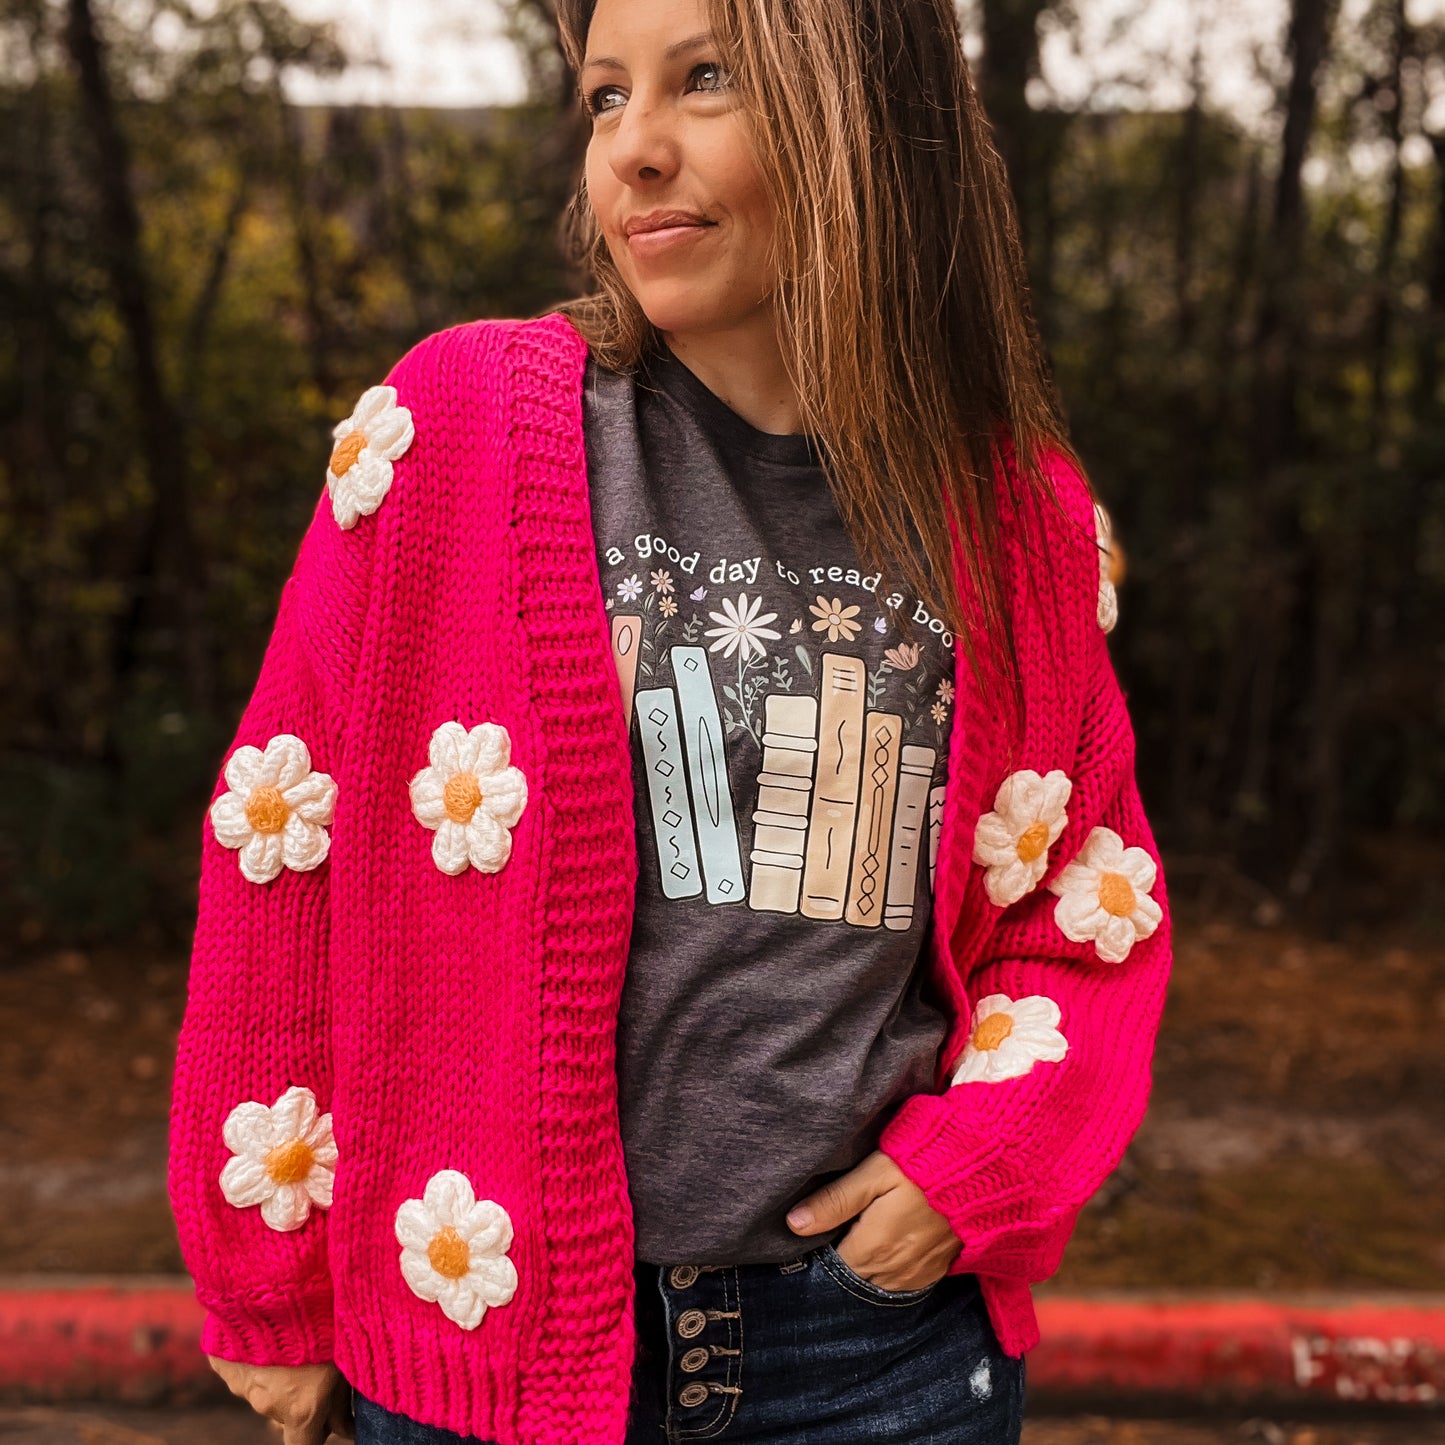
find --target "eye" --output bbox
[583,83,624,117]
[688,60,731,94]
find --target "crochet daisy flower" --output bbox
[409,721,528,875]
[209,733,337,885]
[1094,500,1119,633]
[327,385,415,530]
[971,768,1073,907]
[219,1085,337,1231]
[395,1170,518,1329]
[1049,825,1162,963]
[950,994,1069,1085]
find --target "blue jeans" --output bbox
[352,1242,1025,1444]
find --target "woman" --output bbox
[172,0,1170,1441]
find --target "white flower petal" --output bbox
[400,1248,446,1302]
[1131,893,1164,939]
[262,735,313,791]
[395,1199,440,1253]
[478,767,527,830]
[470,1253,518,1307]
[458,1198,513,1254]
[260,1181,312,1231]
[1116,846,1159,893]
[280,813,330,872]
[282,770,337,824]
[222,1100,279,1157]
[422,1169,477,1223]
[365,407,415,459]
[438,1276,485,1330]
[238,831,285,885]
[303,1161,334,1208]
[269,1086,318,1141]
[465,812,512,873]
[431,819,473,875]
[1054,888,1108,943]
[428,721,470,775]
[409,767,448,828]
[223,745,266,795]
[219,1154,275,1208]
[1094,913,1139,963]
[209,792,254,849]
[470,723,511,776]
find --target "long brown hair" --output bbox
[547,0,1089,693]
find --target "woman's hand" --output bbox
[206,1356,354,1444]
[785,1149,963,1291]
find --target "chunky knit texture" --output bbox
[167,312,1172,1445]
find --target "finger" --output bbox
[281,1417,325,1445]
[790,1158,882,1233]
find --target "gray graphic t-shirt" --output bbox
[583,343,955,1265]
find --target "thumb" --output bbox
[787,1164,874,1235]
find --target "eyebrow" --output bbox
[581,31,715,74]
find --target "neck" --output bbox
[660,309,804,436]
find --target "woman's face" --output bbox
[581,0,776,338]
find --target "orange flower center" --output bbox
[1098,871,1137,917]
[443,772,483,824]
[427,1225,471,1280]
[329,430,368,477]
[971,1012,1015,1052]
[264,1136,315,1185]
[244,785,290,835]
[1015,820,1052,864]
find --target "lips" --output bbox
[624,213,712,236]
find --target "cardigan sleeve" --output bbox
[167,478,372,1364]
[877,453,1172,1287]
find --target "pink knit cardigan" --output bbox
[168,312,1171,1443]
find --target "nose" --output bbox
[607,94,682,187]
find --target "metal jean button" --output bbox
[679,1346,709,1372]
[669,1264,700,1289]
[677,1382,710,1408]
[676,1307,707,1338]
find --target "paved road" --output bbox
[3,1405,1443,1444]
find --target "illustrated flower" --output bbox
[949,994,1069,1085]
[937,678,955,704]
[789,618,803,634]
[883,642,920,671]
[617,574,643,603]
[691,586,707,601]
[395,1170,518,1329]
[1049,825,1162,963]
[409,721,528,875]
[873,616,888,634]
[972,768,1073,907]
[658,595,678,618]
[930,701,949,726]
[1095,501,1120,633]
[327,385,415,530]
[219,1085,336,1231]
[705,592,781,661]
[650,569,674,594]
[809,595,862,643]
[209,733,336,885]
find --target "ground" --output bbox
[2,896,1440,1289]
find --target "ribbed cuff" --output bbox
[878,1092,1068,1279]
[198,1284,336,1365]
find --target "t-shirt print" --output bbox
[599,547,957,930]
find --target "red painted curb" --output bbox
[1032,1293,1445,1407]
[1,1279,1443,1407]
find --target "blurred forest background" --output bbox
[1,0,1442,950]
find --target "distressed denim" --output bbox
[352,1241,1024,1444]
